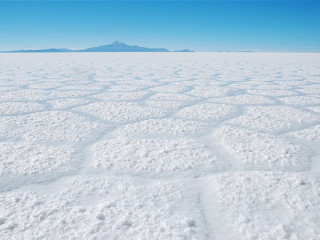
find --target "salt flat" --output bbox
[0,52,320,239]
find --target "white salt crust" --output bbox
[1,53,320,240]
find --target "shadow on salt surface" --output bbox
[0,168,80,193]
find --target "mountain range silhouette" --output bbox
[2,41,193,53]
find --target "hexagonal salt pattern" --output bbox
[0,102,44,115]
[228,106,319,133]
[75,102,166,123]
[1,52,320,239]
[92,138,220,173]
[0,111,101,143]
[212,126,307,171]
[0,142,75,176]
[176,103,237,121]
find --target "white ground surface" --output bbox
[0,52,320,239]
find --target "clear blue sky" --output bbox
[0,1,319,52]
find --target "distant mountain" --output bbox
[1,42,193,53]
[80,41,170,52]
[13,48,71,53]
[218,50,255,53]
[173,49,194,52]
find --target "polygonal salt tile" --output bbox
[145,100,186,109]
[92,138,218,172]
[213,126,307,170]
[75,102,166,123]
[0,86,20,91]
[280,96,320,106]
[298,87,320,96]
[58,85,104,91]
[0,89,50,101]
[116,118,206,137]
[116,80,160,87]
[0,102,43,115]
[149,85,189,93]
[28,82,66,89]
[187,86,229,97]
[229,106,319,132]
[49,90,94,98]
[247,89,297,97]
[210,95,274,105]
[167,80,196,87]
[253,84,292,90]
[290,124,320,141]
[202,172,320,240]
[107,85,147,91]
[48,98,91,109]
[0,142,75,176]
[278,80,307,87]
[177,103,237,121]
[0,177,205,239]
[149,93,200,101]
[0,111,101,143]
[308,106,320,113]
[93,91,149,101]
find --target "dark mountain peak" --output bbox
[174,49,194,52]
[81,42,170,52]
[111,41,125,46]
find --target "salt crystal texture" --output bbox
[0,52,320,239]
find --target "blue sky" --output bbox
[0,1,319,52]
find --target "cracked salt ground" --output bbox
[0,52,320,239]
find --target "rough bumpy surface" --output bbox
[0,53,320,239]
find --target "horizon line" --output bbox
[1,41,319,53]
